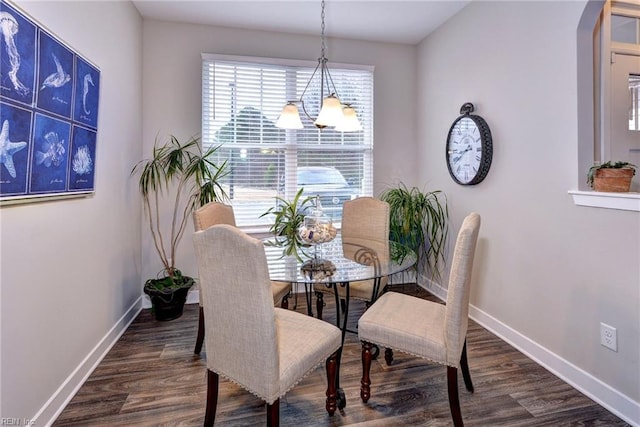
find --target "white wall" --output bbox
[3,1,636,425]
[417,0,639,423]
[0,1,143,424]
[141,20,417,281]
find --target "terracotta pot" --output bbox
[593,168,635,192]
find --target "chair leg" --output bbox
[360,341,373,402]
[340,298,346,314]
[280,293,289,310]
[325,351,338,415]
[447,366,464,427]
[266,399,279,427]
[460,340,474,392]
[204,370,219,427]
[194,306,205,355]
[315,291,324,320]
[384,348,393,366]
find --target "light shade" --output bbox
[314,94,344,128]
[335,106,362,132]
[276,103,304,129]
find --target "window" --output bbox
[611,13,640,44]
[202,54,374,227]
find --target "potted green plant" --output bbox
[131,134,228,320]
[261,188,314,262]
[587,161,636,192]
[379,183,448,282]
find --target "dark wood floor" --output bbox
[54,285,630,426]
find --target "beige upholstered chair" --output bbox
[193,224,342,426]
[192,201,291,354]
[315,197,390,320]
[358,212,481,427]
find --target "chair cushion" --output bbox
[275,308,342,400]
[271,281,291,306]
[358,292,449,365]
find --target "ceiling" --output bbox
[131,0,470,45]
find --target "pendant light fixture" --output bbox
[276,0,362,132]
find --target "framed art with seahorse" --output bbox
[0,0,100,204]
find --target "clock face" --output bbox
[446,115,492,185]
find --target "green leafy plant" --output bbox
[131,134,228,285]
[379,183,448,281]
[261,188,314,262]
[587,161,636,188]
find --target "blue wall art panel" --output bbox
[30,113,70,193]
[74,58,99,129]
[0,102,31,196]
[37,32,74,119]
[0,0,100,203]
[0,1,36,106]
[69,125,96,190]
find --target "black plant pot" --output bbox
[144,276,195,321]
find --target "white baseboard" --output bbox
[34,297,142,426]
[419,278,639,426]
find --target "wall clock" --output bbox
[445,102,493,185]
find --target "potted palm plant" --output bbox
[379,183,448,282]
[132,134,228,320]
[587,161,636,192]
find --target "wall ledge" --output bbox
[569,190,640,212]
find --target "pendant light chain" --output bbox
[320,0,326,60]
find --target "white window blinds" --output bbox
[202,54,374,227]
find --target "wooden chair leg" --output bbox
[194,306,205,355]
[360,341,373,402]
[325,351,338,415]
[460,340,474,392]
[280,293,289,310]
[315,291,324,320]
[384,348,393,366]
[447,366,464,427]
[266,399,279,427]
[204,370,219,427]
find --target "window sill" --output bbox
[569,190,640,212]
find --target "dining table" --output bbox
[263,234,417,411]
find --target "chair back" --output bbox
[444,212,481,365]
[193,201,235,231]
[341,197,390,264]
[193,224,280,399]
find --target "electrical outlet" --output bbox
[600,322,617,352]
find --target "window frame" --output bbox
[201,53,375,227]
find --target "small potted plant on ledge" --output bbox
[132,134,228,321]
[587,161,637,192]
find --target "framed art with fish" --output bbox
[0,0,100,204]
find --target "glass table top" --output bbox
[263,234,416,285]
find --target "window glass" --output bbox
[611,14,639,44]
[202,56,373,226]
